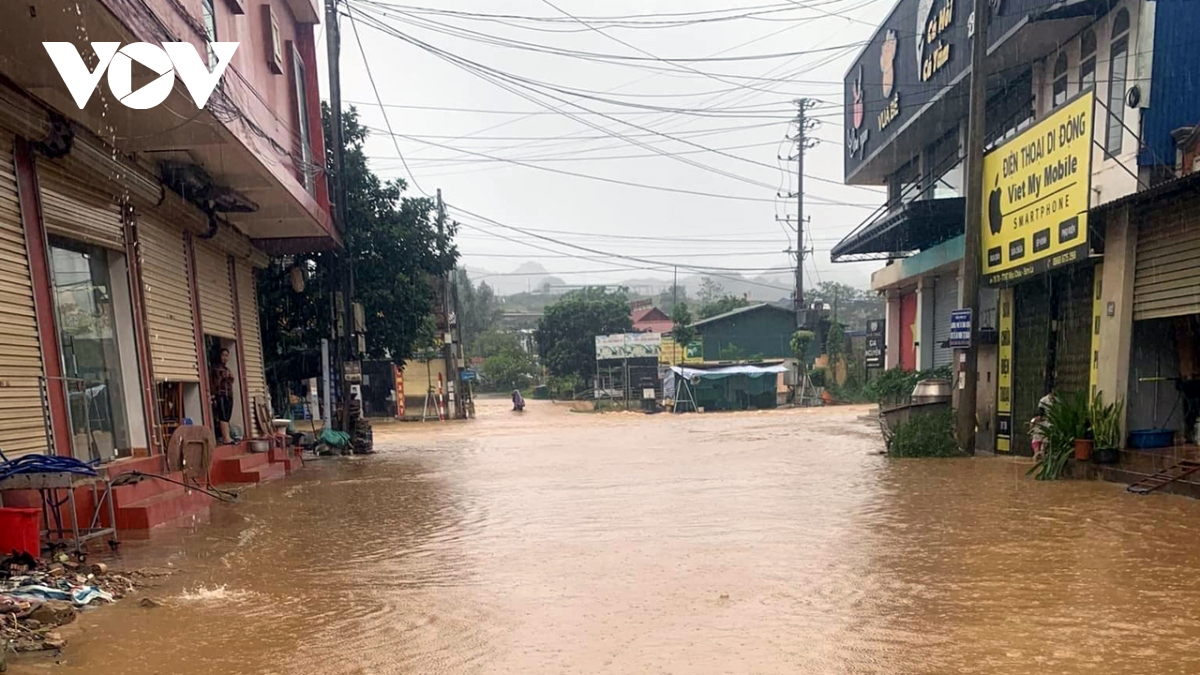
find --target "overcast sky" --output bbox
[323,0,894,294]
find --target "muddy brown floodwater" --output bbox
[16,399,1200,674]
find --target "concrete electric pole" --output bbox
[784,99,819,330]
[436,189,457,419]
[956,0,990,453]
[325,0,356,435]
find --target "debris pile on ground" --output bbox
[0,554,156,653]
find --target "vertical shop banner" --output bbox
[865,319,886,369]
[393,363,405,418]
[1090,264,1103,399]
[982,92,1094,286]
[995,288,1014,453]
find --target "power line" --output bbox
[345,4,428,196]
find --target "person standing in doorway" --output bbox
[211,348,235,444]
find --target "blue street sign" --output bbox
[949,309,972,349]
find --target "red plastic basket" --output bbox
[0,507,41,557]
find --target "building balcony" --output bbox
[0,0,335,251]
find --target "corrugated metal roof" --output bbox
[690,303,792,328]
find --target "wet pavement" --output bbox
[14,399,1200,674]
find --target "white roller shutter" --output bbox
[235,260,269,426]
[1134,207,1200,321]
[37,161,124,250]
[0,135,50,456]
[932,276,958,368]
[195,241,236,339]
[138,214,200,382]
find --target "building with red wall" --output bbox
[0,0,334,528]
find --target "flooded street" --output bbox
[18,399,1200,674]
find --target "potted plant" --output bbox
[1090,393,1125,464]
[1030,391,1089,480]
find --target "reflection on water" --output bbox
[22,400,1200,674]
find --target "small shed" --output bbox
[671,363,789,411]
[691,304,796,361]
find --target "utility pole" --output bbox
[325,0,355,435]
[957,0,989,454]
[782,99,819,329]
[436,189,456,419]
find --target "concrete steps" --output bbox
[114,486,213,531]
[210,451,279,485]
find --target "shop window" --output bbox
[889,161,921,209]
[1105,9,1131,155]
[48,239,146,461]
[1052,53,1068,108]
[928,130,962,199]
[201,0,218,68]
[1080,30,1097,91]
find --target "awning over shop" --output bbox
[831,198,965,263]
[671,364,788,379]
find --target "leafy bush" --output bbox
[864,366,953,407]
[888,411,963,457]
[1090,393,1125,450]
[1029,391,1088,480]
[809,367,828,388]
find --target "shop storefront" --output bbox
[986,93,1098,456]
[1126,192,1200,442]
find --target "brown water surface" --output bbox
[15,400,1200,674]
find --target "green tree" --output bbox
[474,330,535,392]
[670,302,696,347]
[699,294,750,320]
[455,269,502,355]
[535,287,632,381]
[697,276,724,305]
[258,106,456,388]
[656,284,689,315]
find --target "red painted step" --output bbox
[115,487,213,531]
[211,451,287,485]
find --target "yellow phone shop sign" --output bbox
[982,92,1094,285]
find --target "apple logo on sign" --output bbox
[988,176,1003,236]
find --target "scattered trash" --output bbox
[2,557,152,654]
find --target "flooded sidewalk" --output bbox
[14,399,1200,674]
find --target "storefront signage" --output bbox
[995,289,1013,453]
[393,364,405,418]
[948,309,972,348]
[596,333,662,361]
[843,0,1062,182]
[918,0,955,82]
[981,92,1094,286]
[865,319,886,369]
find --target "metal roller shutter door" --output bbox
[138,215,200,382]
[932,276,957,368]
[0,136,50,456]
[37,162,123,250]
[1134,208,1200,321]
[1053,266,1094,396]
[195,241,236,339]
[235,260,269,420]
[1012,277,1052,456]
